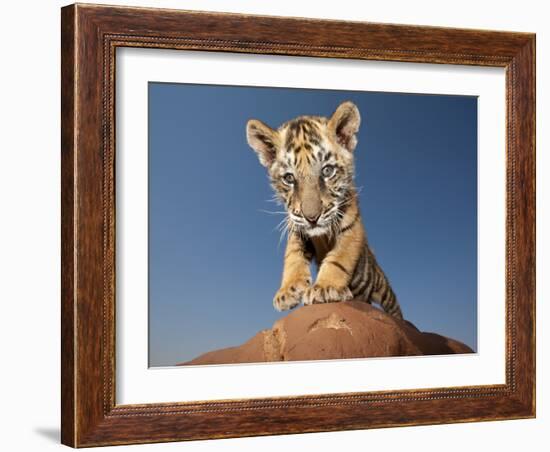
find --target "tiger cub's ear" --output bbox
[328,101,361,152]
[246,119,279,167]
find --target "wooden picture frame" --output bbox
[61,3,535,447]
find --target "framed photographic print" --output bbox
[61,3,536,447]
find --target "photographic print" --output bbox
[61,5,535,445]
[147,83,477,367]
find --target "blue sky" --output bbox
[148,82,478,366]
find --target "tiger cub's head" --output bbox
[246,101,361,237]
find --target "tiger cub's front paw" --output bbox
[273,281,309,312]
[303,284,353,305]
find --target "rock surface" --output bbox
[179,300,473,366]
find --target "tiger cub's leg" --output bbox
[303,215,363,305]
[273,232,312,311]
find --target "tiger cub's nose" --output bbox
[301,193,322,226]
[304,211,321,225]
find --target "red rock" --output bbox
[179,300,473,366]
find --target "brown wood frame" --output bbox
[61,3,536,447]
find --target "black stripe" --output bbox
[392,306,403,319]
[353,263,372,301]
[381,284,390,301]
[309,136,321,146]
[362,279,374,302]
[380,291,392,309]
[387,298,399,313]
[349,251,366,290]
[338,195,353,216]
[389,296,399,313]
[365,259,373,285]
[340,213,359,233]
[350,268,365,291]
[351,276,368,296]
[326,260,350,276]
[375,268,383,287]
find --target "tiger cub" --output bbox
[246,101,403,319]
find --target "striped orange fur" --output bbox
[246,101,403,319]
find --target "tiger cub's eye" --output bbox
[282,173,295,185]
[322,165,336,178]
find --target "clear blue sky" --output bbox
[148,82,477,366]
